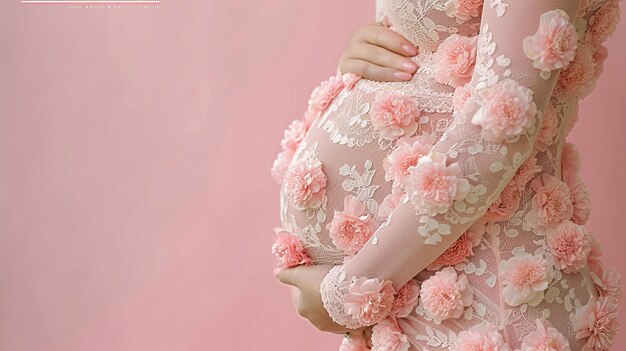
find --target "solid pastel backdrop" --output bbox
[0,1,624,350]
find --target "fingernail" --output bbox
[394,71,412,80]
[273,268,281,278]
[402,44,418,56]
[402,62,417,72]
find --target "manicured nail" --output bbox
[394,71,412,80]
[402,61,418,72]
[402,44,418,56]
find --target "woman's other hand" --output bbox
[338,22,419,82]
[275,264,358,334]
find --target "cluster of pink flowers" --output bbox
[520,319,570,351]
[523,9,578,74]
[434,34,478,88]
[271,118,308,185]
[444,0,483,24]
[327,195,380,256]
[557,44,596,98]
[472,79,538,142]
[586,0,621,48]
[403,151,471,216]
[383,134,434,189]
[500,252,554,306]
[272,73,360,184]
[426,222,485,270]
[283,157,327,210]
[271,227,312,268]
[308,75,345,119]
[450,321,511,351]
[370,92,421,140]
[572,296,619,351]
[419,267,473,323]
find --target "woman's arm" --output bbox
[319,0,582,330]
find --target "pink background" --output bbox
[0,1,624,350]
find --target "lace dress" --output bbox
[271,1,622,350]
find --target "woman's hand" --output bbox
[275,264,358,334]
[339,22,419,82]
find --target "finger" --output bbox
[343,59,413,82]
[275,266,302,287]
[363,25,418,57]
[355,43,418,74]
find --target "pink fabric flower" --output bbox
[344,276,396,326]
[591,263,623,301]
[383,134,434,188]
[426,224,484,270]
[280,119,307,153]
[520,319,571,351]
[284,157,327,210]
[545,220,592,273]
[391,279,420,318]
[371,316,410,351]
[376,187,403,222]
[523,9,578,73]
[572,296,619,351]
[472,79,538,142]
[308,75,345,114]
[587,236,604,277]
[558,44,596,98]
[453,82,473,112]
[444,0,483,24]
[568,177,592,225]
[327,195,380,255]
[483,182,521,223]
[419,267,473,323]
[450,321,511,351]
[340,332,371,351]
[586,0,621,48]
[500,253,554,306]
[434,34,478,88]
[271,227,313,268]
[370,92,421,140]
[528,173,574,229]
[403,151,471,216]
[342,73,362,91]
[534,103,559,152]
[561,142,581,186]
[271,149,294,185]
[512,152,542,193]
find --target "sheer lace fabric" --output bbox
[273,1,621,350]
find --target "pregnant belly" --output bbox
[276,52,456,265]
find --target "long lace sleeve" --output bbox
[319,0,582,330]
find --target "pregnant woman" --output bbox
[271,1,622,350]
